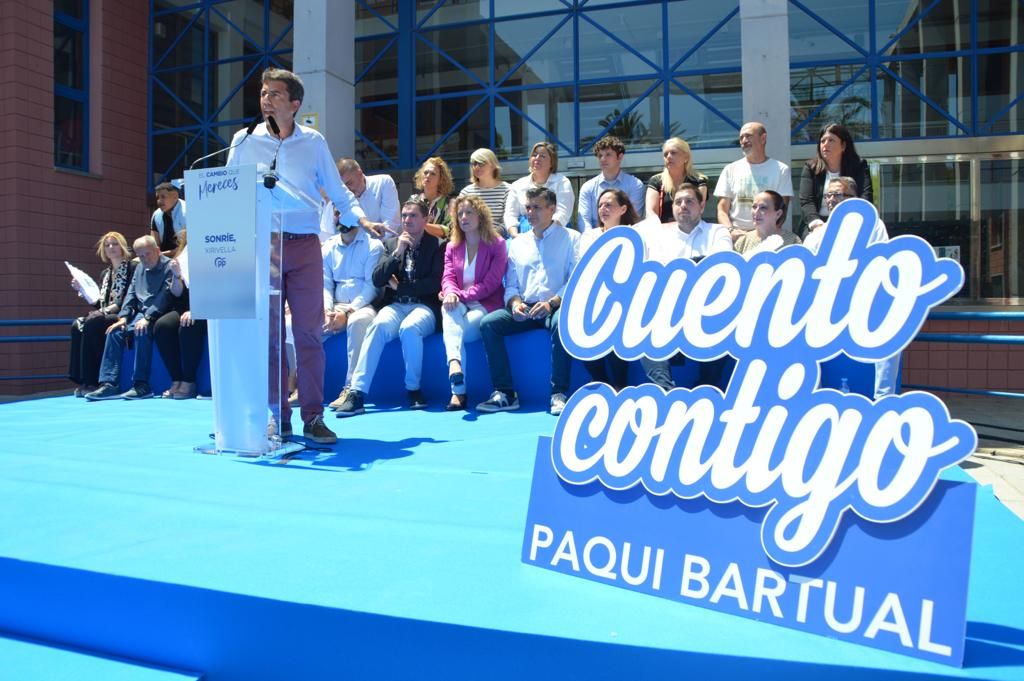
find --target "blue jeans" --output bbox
[479,307,570,396]
[98,321,155,386]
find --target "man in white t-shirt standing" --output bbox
[714,121,793,241]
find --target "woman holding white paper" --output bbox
[68,231,134,396]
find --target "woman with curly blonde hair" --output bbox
[413,156,455,239]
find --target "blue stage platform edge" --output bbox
[3,375,1022,680]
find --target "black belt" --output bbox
[394,296,421,305]
[283,232,316,240]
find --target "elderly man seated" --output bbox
[334,198,445,415]
[86,235,173,400]
[802,176,895,398]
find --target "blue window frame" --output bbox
[148,0,294,188]
[789,0,1024,144]
[354,0,745,171]
[54,0,89,170]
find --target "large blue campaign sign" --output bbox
[522,199,978,666]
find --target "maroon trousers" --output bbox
[276,234,325,425]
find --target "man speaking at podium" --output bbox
[227,68,387,445]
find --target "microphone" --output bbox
[264,115,283,189]
[188,118,260,170]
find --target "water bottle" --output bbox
[840,377,850,394]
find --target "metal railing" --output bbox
[0,319,72,381]
[901,310,1024,399]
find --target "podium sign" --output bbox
[524,200,978,666]
[185,165,257,320]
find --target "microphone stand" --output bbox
[188,118,260,170]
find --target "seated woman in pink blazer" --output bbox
[440,195,508,410]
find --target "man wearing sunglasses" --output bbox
[802,176,895,399]
[322,214,385,410]
[802,176,888,253]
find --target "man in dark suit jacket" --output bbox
[335,197,445,414]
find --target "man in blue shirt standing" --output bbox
[576,135,645,231]
[477,187,580,415]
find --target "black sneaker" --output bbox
[476,390,519,413]
[85,383,122,401]
[303,414,337,444]
[334,390,364,417]
[123,382,154,400]
[408,389,427,409]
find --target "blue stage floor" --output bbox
[1,395,1023,680]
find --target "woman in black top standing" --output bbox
[799,123,872,236]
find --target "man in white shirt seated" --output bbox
[320,158,401,239]
[802,176,889,252]
[478,187,580,415]
[321,218,385,410]
[641,183,732,390]
[576,135,645,231]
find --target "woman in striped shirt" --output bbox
[458,148,511,238]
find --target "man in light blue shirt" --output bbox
[576,135,645,231]
[321,219,384,408]
[478,187,580,415]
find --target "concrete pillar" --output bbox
[292,0,355,159]
[739,0,791,169]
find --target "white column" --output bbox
[293,0,355,159]
[740,0,791,169]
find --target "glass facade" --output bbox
[149,0,294,185]
[54,0,88,170]
[354,0,744,169]
[148,0,1024,303]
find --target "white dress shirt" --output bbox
[227,122,366,234]
[642,220,733,263]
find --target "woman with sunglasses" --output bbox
[458,148,512,238]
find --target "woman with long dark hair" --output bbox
[799,123,872,235]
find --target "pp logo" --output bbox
[214,257,227,268]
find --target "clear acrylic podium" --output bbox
[184,164,320,457]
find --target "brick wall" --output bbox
[0,2,149,396]
[902,319,1024,397]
